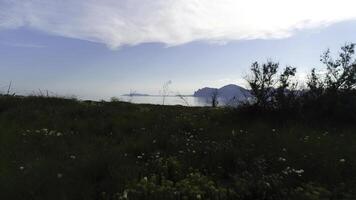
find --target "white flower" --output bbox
[278,157,286,162]
[123,190,128,199]
[19,166,25,171]
[340,158,346,162]
[70,155,76,159]
[196,194,202,199]
[294,169,304,174]
[143,176,148,182]
[292,169,304,176]
[57,173,63,178]
[152,139,156,144]
[137,155,143,159]
[56,132,62,136]
[272,129,276,132]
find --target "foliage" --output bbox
[246,61,279,109]
[211,89,219,108]
[321,43,356,92]
[1,95,356,199]
[275,66,297,110]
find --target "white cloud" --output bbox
[1,0,356,49]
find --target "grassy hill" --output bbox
[1,95,356,199]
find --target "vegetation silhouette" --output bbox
[242,43,356,124]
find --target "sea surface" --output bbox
[119,95,242,107]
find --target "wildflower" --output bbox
[292,169,304,176]
[282,166,291,175]
[143,176,148,182]
[196,194,202,199]
[278,157,286,162]
[137,155,143,159]
[294,169,304,174]
[178,150,184,154]
[19,166,25,171]
[152,139,156,144]
[56,132,62,136]
[272,129,276,132]
[57,173,63,179]
[232,129,235,136]
[340,158,346,163]
[124,153,128,157]
[123,190,128,199]
[70,155,76,160]
[282,148,287,152]
[192,150,196,154]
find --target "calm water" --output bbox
[120,96,241,107]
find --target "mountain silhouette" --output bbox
[194,84,251,101]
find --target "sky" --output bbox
[1,0,356,100]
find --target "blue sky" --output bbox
[1,1,356,100]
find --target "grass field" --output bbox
[1,95,356,199]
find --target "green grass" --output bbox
[0,95,356,199]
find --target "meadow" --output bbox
[1,95,355,200]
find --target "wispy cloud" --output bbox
[1,0,356,49]
[0,41,46,48]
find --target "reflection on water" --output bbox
[120,96,242,107]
